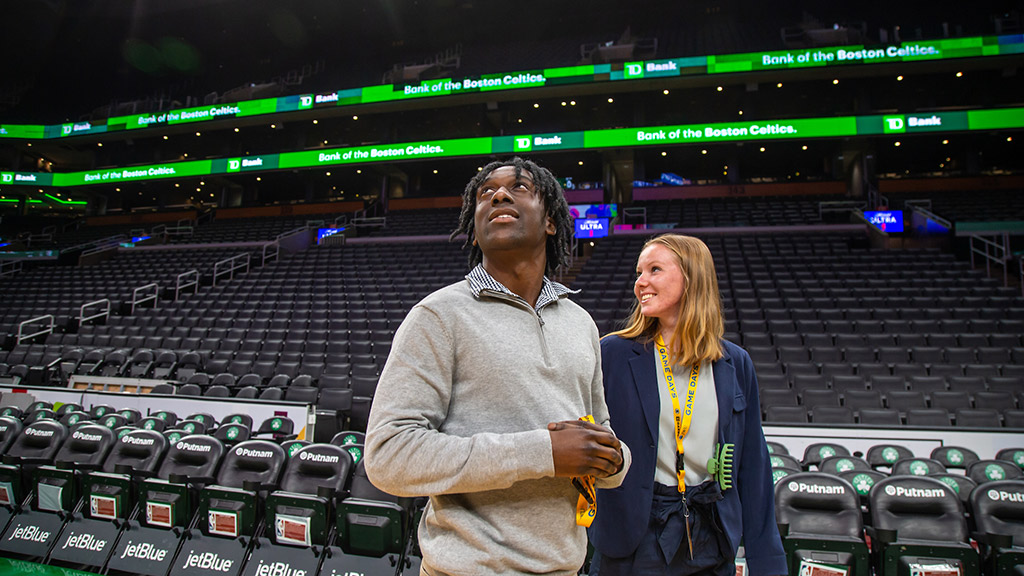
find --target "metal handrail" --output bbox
[165,225,194,238]
[79,299,110,328]
[213,253,250,285]
[904,202,952,231]
[175,270,199,300]
[333,214,350,226]
[262,242,280,265]
[622,207,647,228]
[353,216,386,228]
[819,200,866,220]
[276,227,307,242]
[969,234,1011,287]
[131,283,159,314]
[17,314,54,345]
[305,219,326,228]
[0,260,22,278]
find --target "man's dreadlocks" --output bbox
[450,157,574,275]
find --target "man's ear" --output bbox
[546,216,555,236]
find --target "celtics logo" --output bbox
[118,429,131,438]
[772,469,790,483]
[271,419,282,431]
[343,434,357,446]
[155,412,168,420]
[95,407,107,416]
[985,464,1006,481]
[347,446,363,463]
[68,415,80,424]
[771,456,784,468]
[909,460,930,475]
[819,446,836,459]
[836,459,854,472]
[851,474,874,495]
[144,420,155,430]
[882,447,899,463]
[938,476,960,493]
[946,449,963,465]
[167,432,182,444]
[105,416,117,428]
[231,416,243,424]
[226,427,239,440]
[183,423,195,433]
[1013,451,1024,469]
[288,444,302,457]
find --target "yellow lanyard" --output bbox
[655,335,701,495]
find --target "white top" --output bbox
[654,357,718,488]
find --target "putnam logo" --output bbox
[236,447,274,459]
[176,441,212,452]
[25,428,54,437]
[122,435,155,446]
[299,451,339,463]
[987,489,1024,503]
[787,482,845,495]
[883,485,945,498]
[72,431,103,442]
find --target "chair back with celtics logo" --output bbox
[967,459,1024,486]
[213,422,251,446]
[34,424,114,513]
[891,457,947,478]
[820,455,871,476]
[869,475,979,575]
[266,443,352,547]
[930,446,980,471]
[969,478,1024,575]
[336,459,412,557]
[927,473,977,506]
[996,448,1024,473]
[774,472,869,576]
[222,413,254,431]
[199,440,286,539]
[866,444,914,471]
[802,442,851,470]
[84,429,168,521]
[142,435,225,529]
[255,416,295,441]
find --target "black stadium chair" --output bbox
[774,472,870,576]
[264,444,353,547]
[866,444,915,470]
[868,476,979,576]
[966,459,1024,485]
[802,442,851,470]
[199,440,287,540]
[969,479,1024,576]
[930,445,980,471]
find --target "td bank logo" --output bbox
[1,173,12,184]
[62,124,73,136]
[883,115,906,134]
[298,95,314,109]
[624,62,644,79]
[514,136,532,152]
[227,159,241,173]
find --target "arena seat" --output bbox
[967,460,1024,485]
[892,457,947,477]
[140,434,224,528]
[774,472,869,576]
[802,442,851,470]
[34,424,115,513]
[82,429,167,521]
[336,459,412,558]
[198,440,286,539]
[0,420,68,508]
[969,479,1024,576]
[866,444,915,470]
[819,455,871,476]
[930,446,980,470]
[265,443,352,547]
[868,475,979,576]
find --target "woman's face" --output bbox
[634,243,686,325]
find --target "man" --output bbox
[365,157,630,576]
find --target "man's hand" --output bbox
[548,420,623,479]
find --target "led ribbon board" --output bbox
[1,107,1021,188]
[1,35,1021,140]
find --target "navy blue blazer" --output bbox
[590,336,787,576]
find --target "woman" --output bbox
[590,234,786,576]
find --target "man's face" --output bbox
[473,165,555,259]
